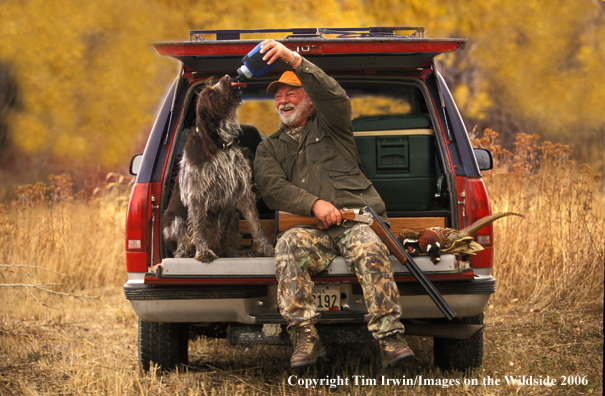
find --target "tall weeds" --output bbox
[0,173,132,295]
[1,132,603,311]
[472,129,604,310]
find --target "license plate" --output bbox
[312,285,340,311]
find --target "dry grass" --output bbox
[0,173,131,293]
[0,293,601,395]
[0,132,603,395]
[472,130,605,311]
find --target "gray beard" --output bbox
[279,95,312,126]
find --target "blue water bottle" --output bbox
[236,42,278,80]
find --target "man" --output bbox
[254,39,414,369]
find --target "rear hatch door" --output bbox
[153,27,466,77]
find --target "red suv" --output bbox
[125,27,494,372]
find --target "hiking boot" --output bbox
[379,334,415,368]
[290,324,326,368]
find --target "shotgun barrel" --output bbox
[363,205,456,320]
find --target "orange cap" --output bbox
[266,71,302,94]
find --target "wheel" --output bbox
[433,313,483,372]
[138,319,189,371]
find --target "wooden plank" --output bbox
[238,216,444,246]
[353,128,434,137]
[389,217,445,235]
[239,219,275,243]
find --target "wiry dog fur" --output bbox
[163,75,274,262]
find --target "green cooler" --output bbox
[353,114,437,212]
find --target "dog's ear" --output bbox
[195,122,219,158]
[195,90,220,158]
[205,77,216,88]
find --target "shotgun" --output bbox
[277,207,457,320]
[278,209,372,231]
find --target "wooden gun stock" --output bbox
[277,210,362,231]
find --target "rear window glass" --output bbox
[238,82,426,137]
[350,95,412,118]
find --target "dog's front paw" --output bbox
[174,248,195,259]
[258,244,275,257]
[195,249,219,262]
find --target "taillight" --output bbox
[125,182,150,272]
[465,178,493,268]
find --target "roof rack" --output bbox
[189,27,425,41]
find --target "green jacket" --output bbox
[254,57,388,231]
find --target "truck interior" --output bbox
[161,77,451,257]
[155,26,469,258]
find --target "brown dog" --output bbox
[163,75,274,262]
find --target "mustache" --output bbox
[279,104,295,111]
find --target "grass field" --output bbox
[0,133,603,395]
[0,288,602,395]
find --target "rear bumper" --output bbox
[124,274,495,323]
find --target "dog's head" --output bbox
[195,74,247,157]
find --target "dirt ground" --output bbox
[0,287,602,395]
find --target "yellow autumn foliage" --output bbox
[0,0,173,168]
[0,0,603,172]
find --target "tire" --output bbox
[138,319,189,371]
[433,313,483,372]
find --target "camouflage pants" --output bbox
[275,223,405,340]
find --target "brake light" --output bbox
[465,178,493,268]
[125,183,150,272]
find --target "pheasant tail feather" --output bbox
[461,212,524,236]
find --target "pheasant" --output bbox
[397,212,524,264]
[398,229,423,255]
